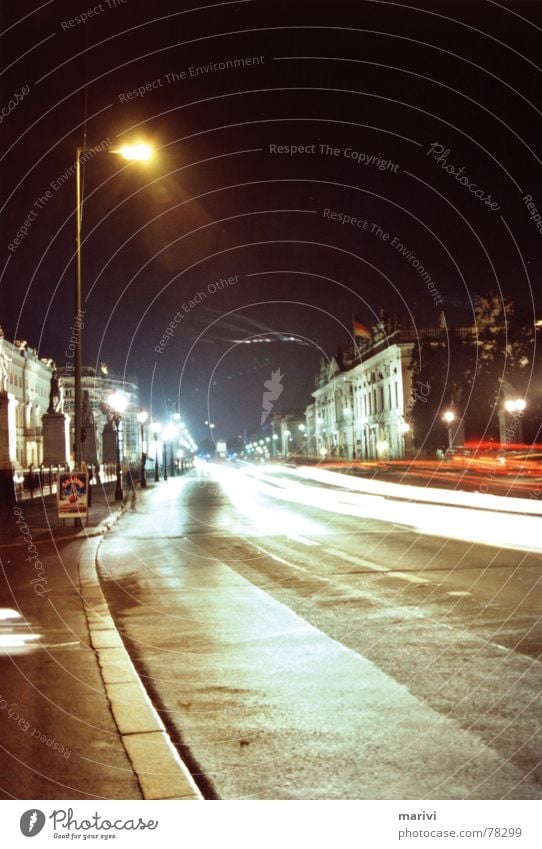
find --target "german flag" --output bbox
[353,317,371,339]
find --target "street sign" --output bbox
[57,469,88,519]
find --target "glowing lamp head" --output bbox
[118,143,153,161]
[108,390,128,414]
[137,410,148,425]
[163,424,178,441]
[442,410,456,424]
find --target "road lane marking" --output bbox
[325,548,389,572]
[388,571,430,584]
[325,548,430,583]
[285,534,320,546]
[240,537,331,582]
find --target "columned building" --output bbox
[59,365,141,465]
[311,359,355,459]
[307,322,425,461]
[350,339,413,460]
[4,338,53,467]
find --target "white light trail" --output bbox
[220,464,542,553]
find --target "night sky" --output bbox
[1,0,541,443]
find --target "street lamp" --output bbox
[442,409,456,449]
[113,143,153,161]
[151,421,162,481]
[137,409,148,488]
[163,424,178,477]
[108,390,128,501]
[501,398,526,444]
[504,399,526,413]
[74,141,153,473]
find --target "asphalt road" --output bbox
[98,464,542,800]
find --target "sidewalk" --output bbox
[0,483,201,800]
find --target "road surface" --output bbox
[98,463,542,800]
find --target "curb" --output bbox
[78,517,203,801]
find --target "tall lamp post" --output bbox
[442,409,456,449]
[74,142,153,472]
[137,409,148,488]
[398,420,411,459]
[151,421,162,481]
[163,424,178,477]
[108,390,128,501]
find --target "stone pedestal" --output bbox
[42,412,70,466]
[102,422,117,464]
[0,391,17,506]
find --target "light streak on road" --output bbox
[0,608,42,655]
[214,464,542,553]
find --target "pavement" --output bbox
[0,482,202,800]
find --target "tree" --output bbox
[410,293,541,449]
[410,332,475,452]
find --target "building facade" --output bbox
[59,365,141,465]
[306,323,420,460]
[270,410,306,457]
[3,338,53,467]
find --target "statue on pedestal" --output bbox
[47,369,64,414]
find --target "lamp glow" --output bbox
[118,143,153,161]
[108,390,128,414]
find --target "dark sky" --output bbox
[1,0,542,443]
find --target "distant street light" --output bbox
[163,423,179,476]
[501,397,526,444]
[73,141,153,474]
[504,398,526,413]
[151,421,162,481]
[442,409,456,449]
[108,390,128,501]
[137,409,148,488]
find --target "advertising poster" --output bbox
[57,470,88,518]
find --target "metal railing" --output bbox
[16,463,119,501]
